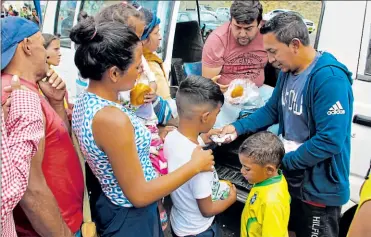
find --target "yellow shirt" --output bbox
[347,176,371,237]
[241,171,290,237]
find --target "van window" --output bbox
[178,1,323,47]
[55,0,77,48]
[365,34,371,75]
[82,0,116,16]
[356,3,371,80]
[81,1,174,60]
[363,23,371,76]
[2,0,47,25]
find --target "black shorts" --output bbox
[288,198,341,237]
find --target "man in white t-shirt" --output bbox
[164,76,237,236]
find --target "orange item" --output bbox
[231,85,244,98]
[130,83,152,106]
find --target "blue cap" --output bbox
[1,16,40,70]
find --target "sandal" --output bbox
[160,210,168,231]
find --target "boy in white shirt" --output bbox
[164,76,237,237]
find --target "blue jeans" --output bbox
[171,222,221,237]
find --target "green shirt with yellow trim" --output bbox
[241,170,290,237]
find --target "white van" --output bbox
[41,1,371,235]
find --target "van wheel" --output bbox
[339,205,358,237]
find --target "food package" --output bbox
[224,79,265,109]
[212,180,232,201]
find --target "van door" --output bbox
[317,0,371,214]
[349,0,371,207]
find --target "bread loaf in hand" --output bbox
[130,83,152,106]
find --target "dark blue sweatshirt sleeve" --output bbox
[232,78,281,135]
[282,75,352,170]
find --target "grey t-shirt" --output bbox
[282,53,321,143]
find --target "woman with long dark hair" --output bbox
[70,11,215,237]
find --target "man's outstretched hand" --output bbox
[219,125,238,144]
[200,128,223,144]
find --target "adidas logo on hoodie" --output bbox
[327,101,345,115]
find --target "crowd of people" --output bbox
[1,1,370,237]
[1,4,39,25]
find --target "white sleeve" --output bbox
[189,172,213,199]
[197,136,207,147]
[142,56,157,83]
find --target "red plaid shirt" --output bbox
[1,90,44,237]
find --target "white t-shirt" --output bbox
[164,130,219,236]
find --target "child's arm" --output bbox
[261,202,289,237]
[196,185,237,218]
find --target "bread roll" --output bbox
[231,85,244,98]
[130,83,152,106]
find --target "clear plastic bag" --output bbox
[224,79,265,110]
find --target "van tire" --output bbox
[339,204,358,237]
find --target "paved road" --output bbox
[163,197,244,236]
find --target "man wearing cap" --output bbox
[1,17,83,237]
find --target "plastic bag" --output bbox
[213,101,241,129]
[224,79,265,110]
[212,180,232,201]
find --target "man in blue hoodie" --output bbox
[220,12,354,237]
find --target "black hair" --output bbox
[69,15,140,81]
[136,4,160,40]
[176,75,224,119]
[77,10,88,23]
[136,3,153,26]
[260,11,310,46]
[230,1,263,25]
[95,2,144,32]
[42,33,60,49]
[239,131,285,167]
